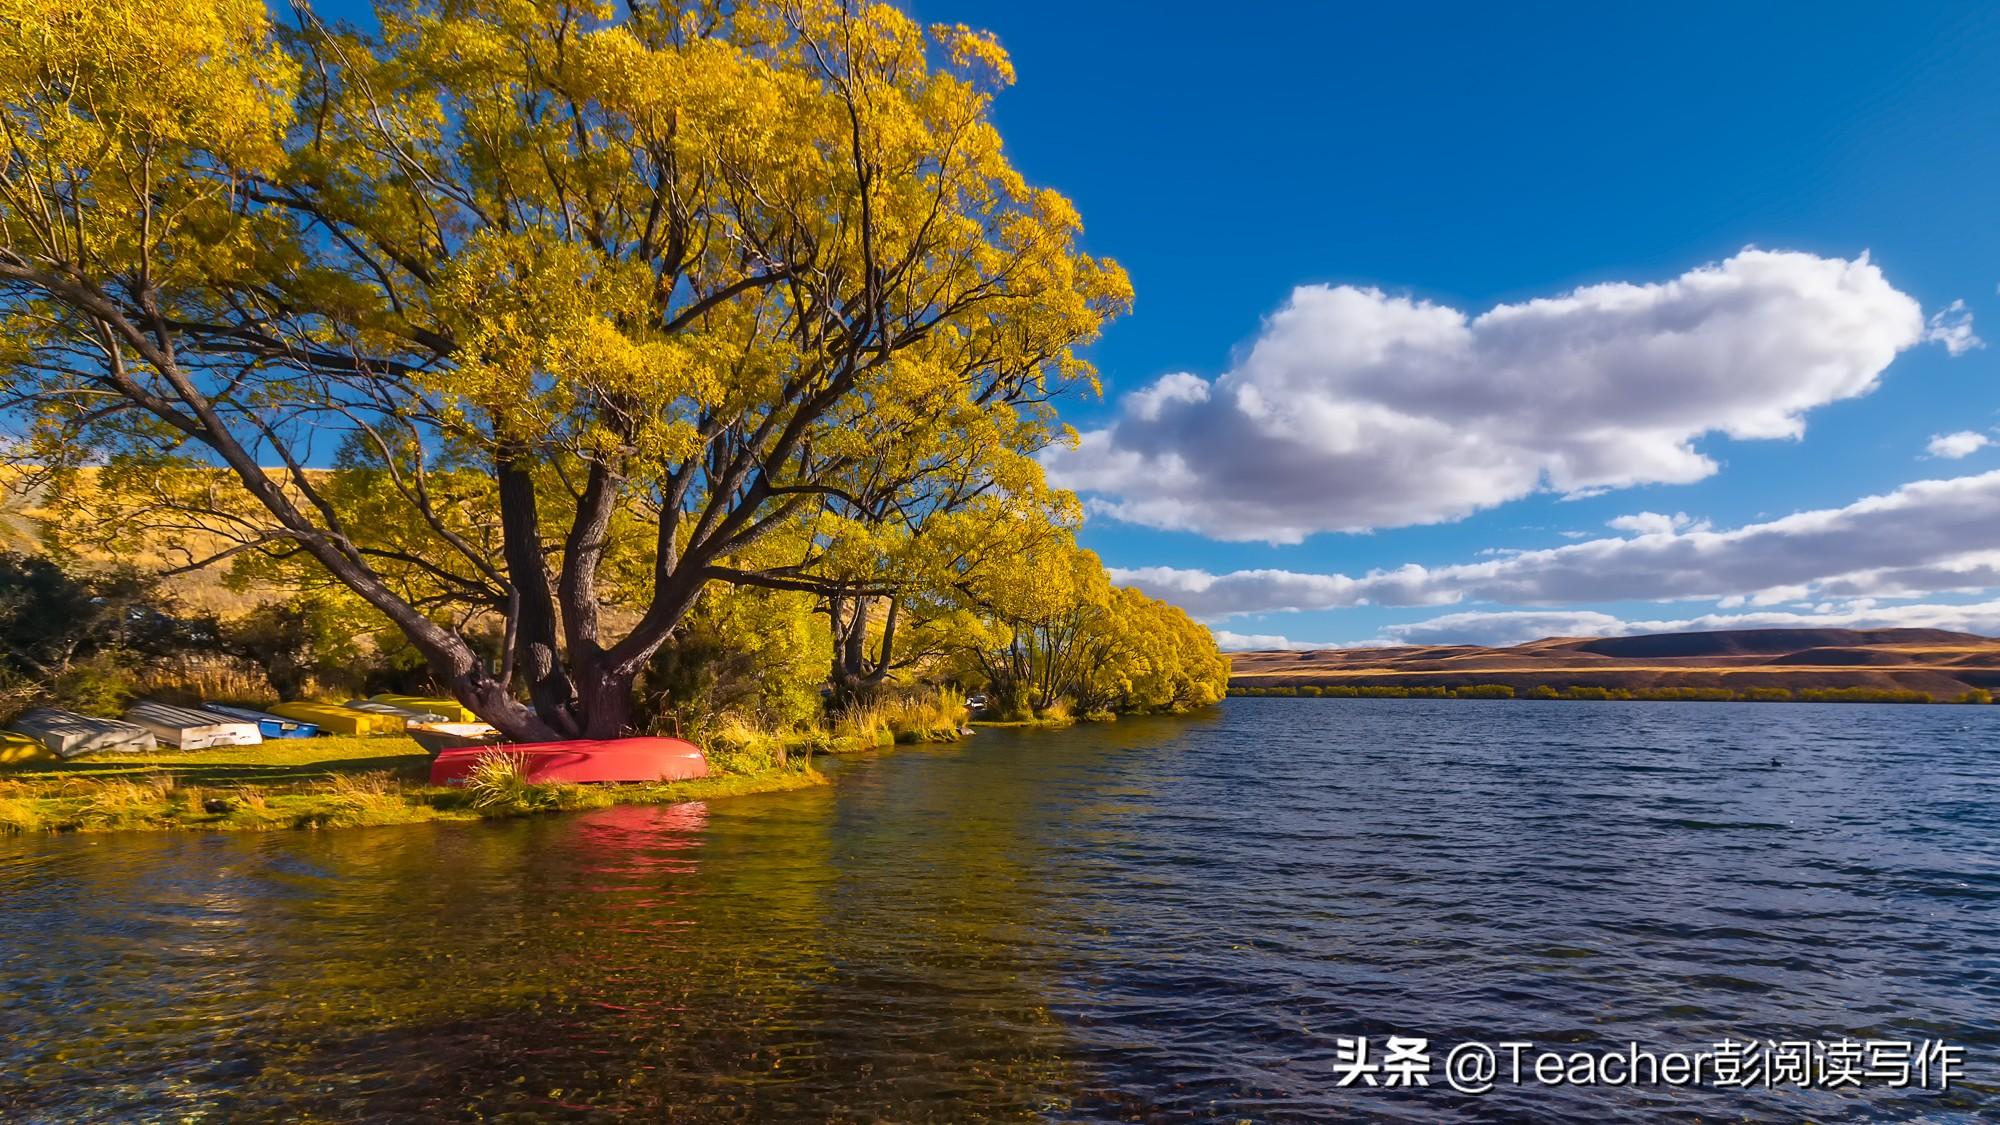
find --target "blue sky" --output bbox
[908,0,2000,648]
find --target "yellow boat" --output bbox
[370,694,476,723]
[0,730,55,765]
[267,701,406,737]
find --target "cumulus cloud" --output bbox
[1210,629,1336,652]
[1926,431,1990,460]
[1922,299,1983,356]
[1047,249,1934,542]
[1379,610,1629,647]
[1606,511,1707,535]
[1112,469,2000,620]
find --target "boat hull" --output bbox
[268,702,405,737]
[124,702,263,749]
[200,704,320,739]
[5,708,156,758]
[343,700,448,725]
[408,722,502,756]
[371,694,476,723]
[430,737,709,787]
[0,731,55,766]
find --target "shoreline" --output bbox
[1228,684,1985,704]
[0,705,1165,838]
[0,735,829,838]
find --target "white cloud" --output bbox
[1922,299,1983,356]
[1048,249,1933,543]
[1112,469,2000,620]
[1926,431,1990,460]
[1380,610,1629,647]
[1606,511,1707,536]
[1209,629,1334,652]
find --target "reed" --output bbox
[880,688,967,744]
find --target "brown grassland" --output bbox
[1228,627,2000,700]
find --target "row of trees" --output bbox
[649,540,1227,732]
[0,0,1223,735]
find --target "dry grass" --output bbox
[830,700,893,749]
[822,688,970,750]
[130,658,276,707]
[457,750,599,814]
[703,713,826,773]
[879,687,969,743]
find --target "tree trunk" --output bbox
[577,665,638,740]
[495,455,581,737]
[828,596,893,706]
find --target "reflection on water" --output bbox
[1,700,1996,1122]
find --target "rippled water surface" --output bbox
[3,699,1997,1122]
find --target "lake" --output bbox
[1,699,1995,1122]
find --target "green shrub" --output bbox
[462,753,567,813]
[1797,687,1932,704]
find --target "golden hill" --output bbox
[1228,628,2000,698]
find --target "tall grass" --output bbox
[132,657,274,707]
[831,700,892,749]
[703,712,815,774]
[0,791,44,833]
[832,688,966,747]
[300,770,413,828]
[456,750,603,814]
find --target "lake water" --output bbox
[1,699,1996,1122]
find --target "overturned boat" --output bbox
[408,721,502,755]
[430,737,709,787]
[200,703,320,739]
[123,702,263,749]
[343,699,451,725]
[370,694,476,723]
[6,708,156,758]
[267,701,406,737]
[0,730,55,765]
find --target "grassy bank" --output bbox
[0,735,824,836]
[1229,683,1993,704]
[0,685,1011,836]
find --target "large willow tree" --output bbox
[0,0,1129,738]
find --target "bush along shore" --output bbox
[1229,683,1993,704]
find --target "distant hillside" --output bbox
[1228,628,2000,698]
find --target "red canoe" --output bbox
[430,737,710,787]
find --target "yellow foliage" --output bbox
[0,0,1176,738]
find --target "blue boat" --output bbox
[200,703,321,739]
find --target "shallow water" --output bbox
[1,699,1996,1122]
